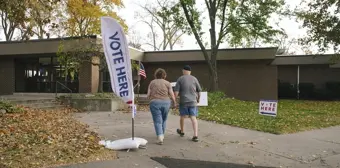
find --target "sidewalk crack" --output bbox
[313,138,340,145]
[252,146,308,164]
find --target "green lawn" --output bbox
[198,92,340,134]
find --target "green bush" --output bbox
[0,101,25,113]
[326,82,340,95]
[299,83,315,99]
[313,89,335,100]
[278,82,296,98]
[208,91,226,106]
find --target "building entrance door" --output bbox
[14,56,79,93]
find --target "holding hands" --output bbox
[172,101,178,109]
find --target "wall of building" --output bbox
[79,60,99,93]
[0,58,15,95]
[139,60,278,101]
[219,60,277,101]
[278,65,340,88]
[14,60,26,92]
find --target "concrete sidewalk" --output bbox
[59,111,340,168]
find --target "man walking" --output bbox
[174,65,202,142]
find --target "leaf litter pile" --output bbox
[0,106,116,168]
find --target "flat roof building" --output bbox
[1,36,339,101]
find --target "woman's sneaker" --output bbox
[157,141,163,145]
[192,136,199,142]
[157,135,164,145]
[176,129,185,137]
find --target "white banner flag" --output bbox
[101,16,134,106]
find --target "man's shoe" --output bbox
[176,129,184,137]
[192,136,199,142]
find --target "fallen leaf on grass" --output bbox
[197,93,340,134]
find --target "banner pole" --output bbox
[132,61,141,141]
[137,61,141,101]
[100,16,136,142]
[132,117,134,140]
[132,100,135,140]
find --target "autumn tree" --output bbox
[178,0,285,91]
[137,0,187,50]
[0,0,28,41]
[17,0,60,40]
[0,0,59,41]
[55,0,128,91]
[296,0,340,55]
[57,0,127,37]
[25,0,59,39]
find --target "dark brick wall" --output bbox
[78,60,99,93]
[0,58,15,95]
[91,63,99,93]
[140,60,278,101]
[79,61,93,93]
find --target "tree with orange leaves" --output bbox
[57,0,127,37]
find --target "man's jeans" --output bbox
[149,99,171,136]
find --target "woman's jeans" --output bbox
[149,99,171,136]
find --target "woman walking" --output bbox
[147,68,176,145]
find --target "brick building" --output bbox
[1,36,339,101]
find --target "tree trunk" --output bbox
[153,31,157,51]
[210,64,218,92]
[169,40,174,50]
[162,24,167,50]
[64,65,68,83]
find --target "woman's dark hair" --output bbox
[154,68,167,79]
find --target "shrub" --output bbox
[326,82,340,95]
[208,91,226,106]
[313,89,335,100]
[278,82,296,98]
[299,83,315,99]
[0,101,25,113]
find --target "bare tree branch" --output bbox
[143,42,160,51]
[216,0,229,49]
[179,0,213,73]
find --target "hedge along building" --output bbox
[0,36,340,101]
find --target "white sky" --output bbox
[0,0,321,54]
[119,0,311,54]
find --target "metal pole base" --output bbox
[132,118,134,140]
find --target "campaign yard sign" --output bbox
[259,100,278,117]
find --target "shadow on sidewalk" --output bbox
[151,157,276,168]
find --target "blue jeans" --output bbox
[179,106,198,116]
[149,99,171,136]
